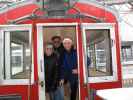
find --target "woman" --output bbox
[44,43,59,100]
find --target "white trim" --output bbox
[81,26,88,85]
[37,22,81,100]
[122,61,133,65]
[82,23,116,29]
[5,31,11,79]
[0,79,34,85]
[0,24,32,31]
[0,24,34,85]
[37,24,46,100]
[0,30,4,80]
[37,23,78,27]
[82,23,118,83]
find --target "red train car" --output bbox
[0,0,122,100]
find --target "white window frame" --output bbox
[36,23,81,100]
[82,23,118,83]
[0,24,34,85]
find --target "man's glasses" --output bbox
[54,41,60,43]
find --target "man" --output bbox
[44,43,59,100]
[60,38,78,100]
[52,36,64,57]
[51,36,64,100]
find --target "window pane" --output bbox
[4,31,31,79]
[11,43,23,78]
[85,29,112,77]
[95,41,106,73]
[121,46,133,61]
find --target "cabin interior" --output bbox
[43,26,78,100]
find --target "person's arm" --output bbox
[53,62,59,86]
[59,54,65,86]
[87,56,91,67]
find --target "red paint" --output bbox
[0,1,122,100]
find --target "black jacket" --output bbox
[44,53,59,92]
[54,44,64,80]
[54,44,64,58]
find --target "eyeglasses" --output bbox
[46,47,53,50]
[53,40,60,43]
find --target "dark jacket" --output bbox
[44,53,59,92]
[54,44,64,81]
[54,43,64,58]
[60,48,78,83]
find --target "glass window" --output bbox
[3,31,32,79]
[85,29,112,77]
[11,42,23,78]
[121,46,133,61]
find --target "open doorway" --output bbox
[42,24,79,100]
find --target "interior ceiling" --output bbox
[43,26,77,45]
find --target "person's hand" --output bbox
[59,79,64,87]
[72,69,78,74]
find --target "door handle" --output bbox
[39,81,44,87]
[40,60,43,72]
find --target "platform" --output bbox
[97,88,133,100]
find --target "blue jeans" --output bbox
[54,87,64,100]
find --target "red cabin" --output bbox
[0,0,122,100]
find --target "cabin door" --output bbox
[81,23,118,99]
[82,23,117,83]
